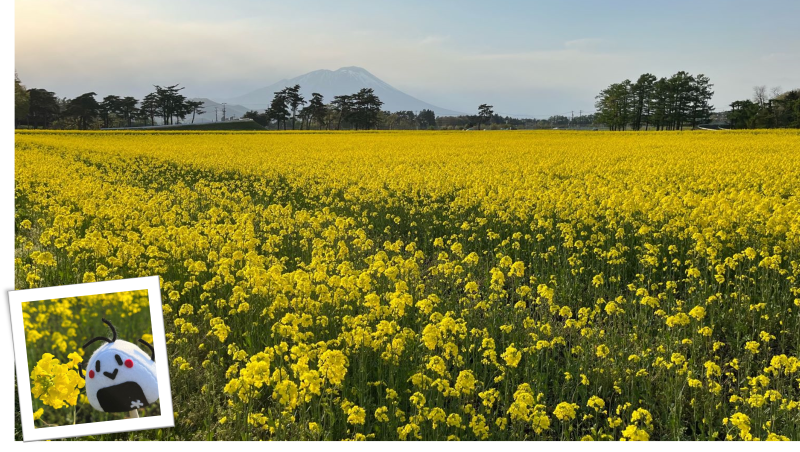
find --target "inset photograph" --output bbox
[26,290,159,425]
[10,276,172,441]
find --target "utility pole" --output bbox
[214,106,218,122]
[222,103,227,121]
[571,111,574,129]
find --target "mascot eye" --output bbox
[95,360,101,372]
[115,354,123,366]
[125,359,134,368]
[88,370,95,378]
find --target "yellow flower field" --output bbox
[14,130,800,440]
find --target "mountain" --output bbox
[183,98,251,124]
[225,66,464,117]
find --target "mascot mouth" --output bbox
[97,381,150,412]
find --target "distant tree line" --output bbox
[20,72,794,132]
[435,110,598,130]
[243,85,385,130]
[14,74,204,129]
[595,72,714,131]
[383,109,436,130]
[243,96,597,131]
[727,86,800,129]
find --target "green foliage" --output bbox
[595,72,715,131]
[243,110,269,127]
[158,121,266,131]
[152,85,188,126]
[349,88,384,130]
[140,93,160,127]
[185,100,206,124]
[305,92,328,129]
[284,85,305,130]
[326,89,384,130]
[15,74,30,126]
[26,88,61,129]
[728,89,800,129]
[268,90,291,130]
[477,104,493,129]
[417,109,436,129]
[65,93,100,130]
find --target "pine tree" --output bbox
[689,74,714,129]
[477,104,493,130]
[284,85,305,130]
[268,91,290,130]
[307,93,327,130]
[331,95,353,130]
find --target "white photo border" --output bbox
[9,275,174,441]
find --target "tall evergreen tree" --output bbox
[632,74,656,130]
[118,96,139,127]
[306,93,327,130]
[331,95,353,130]
[268,91,290,130]
[352,88,383,129]
[668,71,694,130]
[619,80,633,131]
[651,78,670,130]
[595,82,631,131]
[688,74,714,129]
[185,100,205,124]
[152,84,186,125]
[65,92,100,129]
[283,85,305,130]
[477,104,493,130]
[26,88,60,129]
[140,93,159,126]
[99,95,121,128]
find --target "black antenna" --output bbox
[82,336,111,350]
[81,318,117,354]
[138,339,155,362]
[101,318,117,342]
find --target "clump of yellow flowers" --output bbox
[14,129,800,440]
[30,353,84,413]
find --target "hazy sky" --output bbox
[15,0,800,116]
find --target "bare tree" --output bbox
[753,85,768,107]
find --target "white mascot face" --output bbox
[82,318,158,413]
